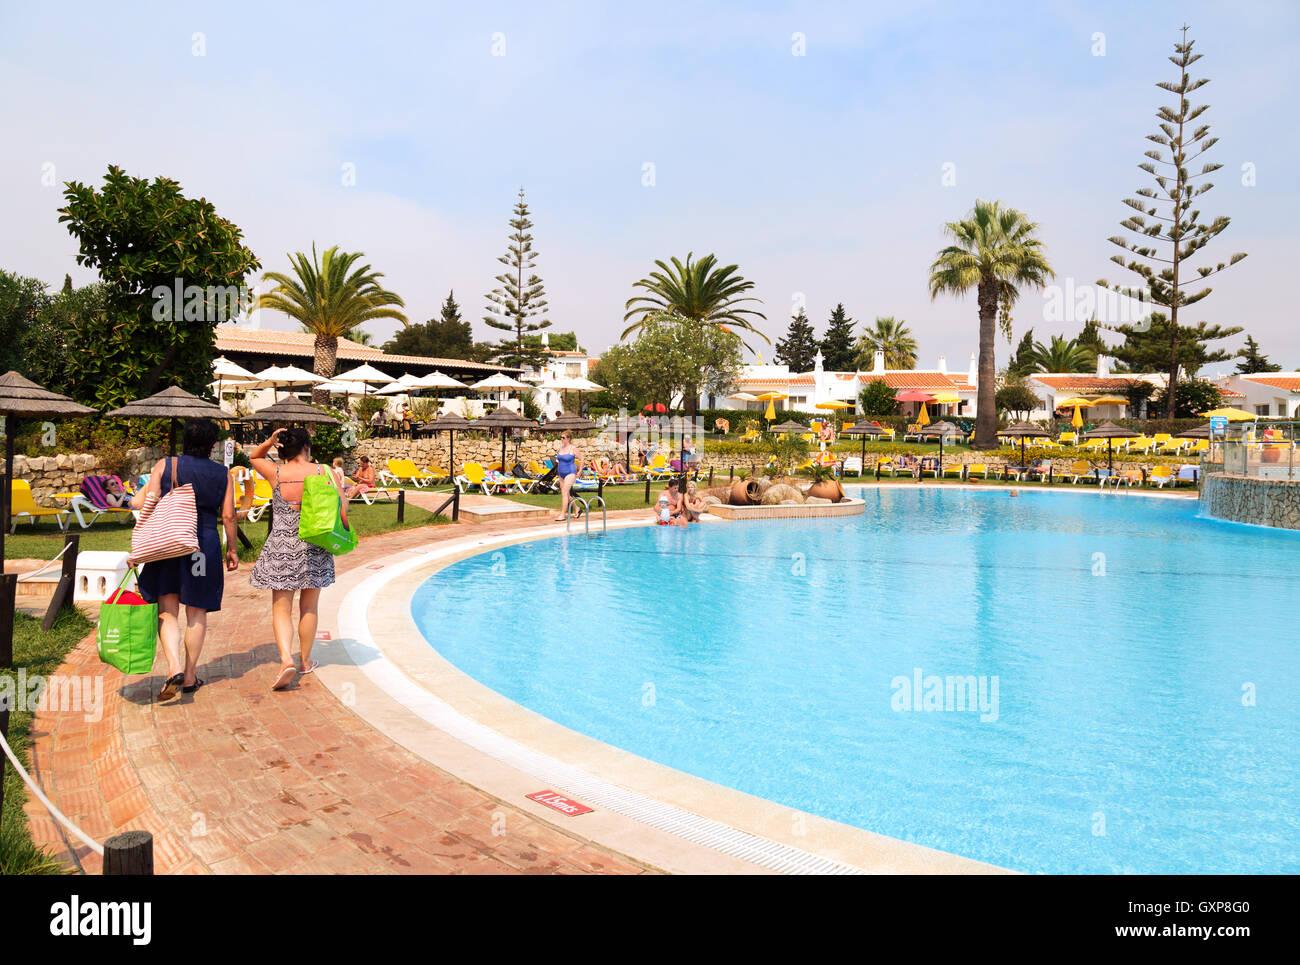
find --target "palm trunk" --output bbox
[312,335,338,406]
[973,277,999,449]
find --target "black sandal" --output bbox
[158,674,184,701]
[182,678,205,694]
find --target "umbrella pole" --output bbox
[170,418,178,457]
[1,414,12,569]
[1108,439,1114,472]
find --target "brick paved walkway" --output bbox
[25,502,659,874]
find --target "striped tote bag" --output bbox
[129,458,199,566]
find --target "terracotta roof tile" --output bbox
[1241,375,1300,392]
[1031,375,1144,392]
[859,371,959,389]
[214,324,516,373]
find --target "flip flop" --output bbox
[158,674,184,702]
[182,678,205,694]
[271,666,297,691]
[300,660,319,675]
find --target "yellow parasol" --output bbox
[1071,404,1084,431]
[1088,395,1128,406]
[929,391,961,405]
[815,401,852,410]
[764,398,777,421]
[1200,407,1256,421]
[916,402,931,427]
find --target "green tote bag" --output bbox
[298,469,357,555]
[96,569,159,675]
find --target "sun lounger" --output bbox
[9,480,70,532]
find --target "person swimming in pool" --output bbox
[553,430,581,521]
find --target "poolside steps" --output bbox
[447,494,552,525]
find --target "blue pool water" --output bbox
[410,487,1300,873]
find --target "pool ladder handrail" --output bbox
[564,494,607,536]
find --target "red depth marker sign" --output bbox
[526,790,593,816]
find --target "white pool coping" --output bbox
[315,514,1007,875]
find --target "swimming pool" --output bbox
[410,487,1300,873]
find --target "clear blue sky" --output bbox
[2,0,1296,372]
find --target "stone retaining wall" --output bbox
[351,434,627,475]
[13,447,164,504]
[1200,472,1300,530]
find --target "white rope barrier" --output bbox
[13,539,75,583]
[0,726,105,857]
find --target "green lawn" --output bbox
[4,500,451,564]
[1,607,94,875]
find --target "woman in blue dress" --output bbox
[130,419,238,701]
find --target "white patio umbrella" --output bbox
[416,371,469,390]
[210,356,259,413]
[471,371,532,410]
[377,373,425,395]
[315,378,373,398]
[250,364,326,399]
[335,362,395,396]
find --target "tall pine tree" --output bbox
[484,188,551,369]
[1097,27,1245,418]
[820,303,857,370]
[774,308,819,371]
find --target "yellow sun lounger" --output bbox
[9,480,70,532]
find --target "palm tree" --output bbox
[623,252,767,348]
[855,316,918,370]
[929,200,1054,449]
[624,252,766,416]
[257,245,407,404]
[1029,335,1094,373]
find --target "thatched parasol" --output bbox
[916,420,960,474]
[0,371,97,563]
[475,406,535,469]
[545,411,598,433]
[105,385,231,456]
[429,413,471,473]
[248,396,340,427]
[998,421,1050,467]
[842,422,890,466]
[1082,421,1140,470]
[770,420,810,435]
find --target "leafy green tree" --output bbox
[855,316,918,370]
[256,245,407,403]
[774,308,819,371]
[523,330,579,351]
[1236,334,1281,373]
[1008,329,1036,377]
[1097,28,1246,418]
[484,189,551,370]
[929,199,1054,448]
[1078,317,1107,362]
[820,303,857,370]
[22,281,113,397]
[384,290,490,361]
[1029,335,1094,373]
[597,314,742,414]
[858,379,898,417]
[995,377,1042,421]
[0,270,47,375]
[1152,378,1222,418]
[57,165,260,407]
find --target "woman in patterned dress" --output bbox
[249,427,348,691]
